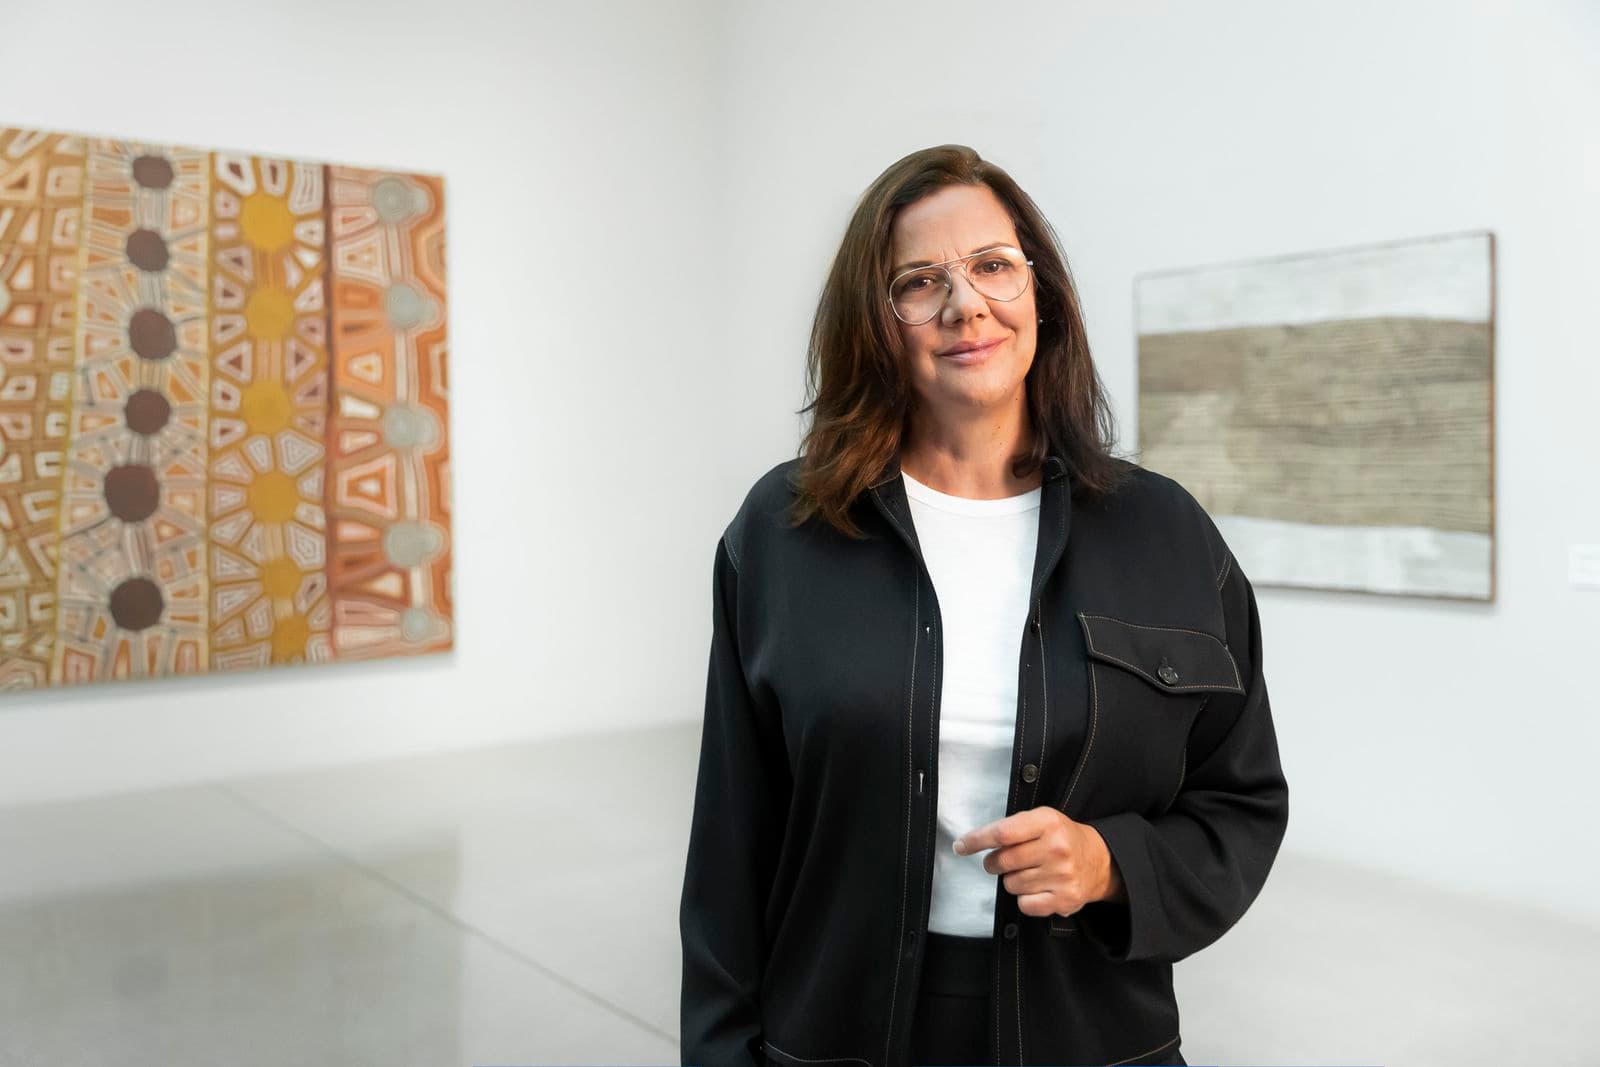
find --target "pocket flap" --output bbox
[1077,613,1244,695]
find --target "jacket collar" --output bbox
[865,434,1074,604]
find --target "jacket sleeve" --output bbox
[680,534,789,1066]
[1076,550,1289,964]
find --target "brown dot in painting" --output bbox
[128,308,177,361]
[125,229,169,272]
[104,464,160,523]
[131,155,174,190]
[109,576,164,632]
[124,389,171,435]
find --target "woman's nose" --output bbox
[941,269,988,321]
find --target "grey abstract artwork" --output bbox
[1136,231,1496,600]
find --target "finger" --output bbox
[1015,890,1065,919]
[1001,866,1051,896]
[952,819,1002,856]
[953,810,1046,856]
[983,838,1047,876]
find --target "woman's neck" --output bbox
[898,414,1041,500]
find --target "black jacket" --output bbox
[680,440,1289,1067]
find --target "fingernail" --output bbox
[952,841,966,855]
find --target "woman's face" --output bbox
[887,183,1037,427]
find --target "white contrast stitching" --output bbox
[762,1039,874,1067]
[722,530,741,573]
[1029,488,1065,811]
[921,588,940,1009]
[1078,614,1243,692]
[870,485,916,1067]
[1105,1033,1180,1066]
[1015,928,1023,1064]
[1084,645,1242,693]
[1079,613,1227,647]
[1162,695,1197,814]
[994,922,1002,1064]
[1062,662,1098,812]
[1216,551,1233,591]
[1013,620,1028,814]
[1032,602,1046,808]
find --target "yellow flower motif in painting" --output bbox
[244,287,295,342]
[240,380,293,435]
[247,470,299,525]
[238,191,295,252]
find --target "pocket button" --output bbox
[1157,659,1180,686]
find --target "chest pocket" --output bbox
[1049,613,1245,940]
[1077,612,1245,697]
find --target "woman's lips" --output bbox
[937,338,1003,365]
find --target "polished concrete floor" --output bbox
[0,723,1594,1066]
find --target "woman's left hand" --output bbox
[954,807,1126,918]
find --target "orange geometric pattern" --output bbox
[0,124,451,691]
[325,166,451,660]
[53,138,212,685]
[207,155,333,671]
[0,131,83,688]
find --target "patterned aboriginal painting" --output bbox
[1136,231,1495,601]
[0,125,451,690]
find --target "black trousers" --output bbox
[909,931,993,1066]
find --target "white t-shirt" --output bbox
[901,468,1042,937]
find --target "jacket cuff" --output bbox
[1078,811,1158,962]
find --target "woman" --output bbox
[680,145,1288,1067]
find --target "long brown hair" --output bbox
[787,144,1131,538]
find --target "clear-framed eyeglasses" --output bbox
[886,245,1035,326]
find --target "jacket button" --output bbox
[1157,660,1180,686]
[1031,616,1040,631]
[1003,922,1018,940]
[1021,763,1038,783]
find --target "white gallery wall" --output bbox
[712,0,1600,929]
[0,0,730,801]
[1,0,1597,927]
